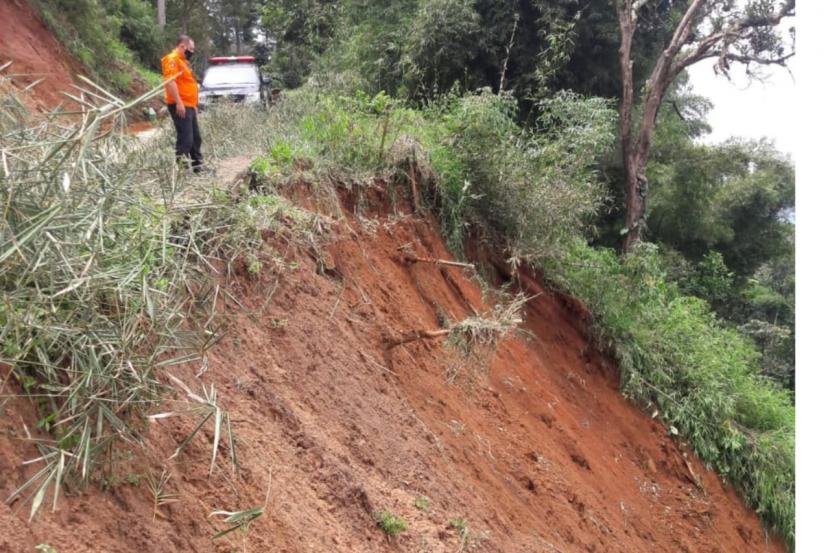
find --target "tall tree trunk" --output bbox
[157,0,166,29]
[617,1,641,252]
[618,0,707,253]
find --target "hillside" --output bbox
[0,159,783,551]
[0,0,83,109]
[0,2,795,550]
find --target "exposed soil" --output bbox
[0,0,85,111]
[0,173,784,552]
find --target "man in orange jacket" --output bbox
[161,35,203,172]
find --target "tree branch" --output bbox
[671,0,795,78]
[723,51,795,68]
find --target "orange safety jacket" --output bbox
[161,50,199,108]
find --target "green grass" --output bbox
[414,496,430,512]
[376,510,407,537]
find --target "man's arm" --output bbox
[164,80,186,118]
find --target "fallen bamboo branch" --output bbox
[385,328,450,348]
[386,294,529,351]
[399,252,474,270]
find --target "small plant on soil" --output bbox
[448,517,467,531]
[209,469,271,550]
[146,469,178,521]
[149,375,237,477]
[376,510,408,538]
[210,506,264,539]
[414,496,430,512]
[448,518,487,552]
[125,473,142,487]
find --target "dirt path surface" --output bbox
[0,181,783,552]
[0,0,84,110]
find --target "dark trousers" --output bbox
[167,105,203,169]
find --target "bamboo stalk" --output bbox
[401,253,474,269]
[386,328,451,348]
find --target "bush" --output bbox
[105,0,164,69]
[376,511,407,537]
[429,88,616,256]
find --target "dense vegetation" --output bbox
[5,0,795,548]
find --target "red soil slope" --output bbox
[0,0,84,110]
[0,181,784,552]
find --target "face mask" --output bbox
[184,49,194,61]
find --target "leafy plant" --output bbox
[149,375,237,477]
[376,510,407,538]
[544,239,794,546]
[210,506,264,540]
[448,517,466,531]
[146,469,178,521]
[414,496,430,512]
[1,76,218,520]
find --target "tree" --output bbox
[208,0,260,55]
[260,0,338,88]
[400,0,482,100]
[615,0,795,252]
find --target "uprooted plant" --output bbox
[148,375,237,477]
[146,468,178,521]
[386,293,529,355]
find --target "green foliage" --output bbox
[376,510,407,537]
[448,517,467,531]
[304,0,675,107]
[643,86,795,391]
[544,240,794,547]
[260,0,339,88]
[32,0,154,92]
[648,118,794,280]
[102,0,164,69]
[259,86,613,257]
[682,251,735,310]
[399,0,482,101]
[432,89,616,255]
[414,496,430,512]
[211,0,260,56]
[210,506,265,540]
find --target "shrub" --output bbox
[428,88,616,256]
[376,511,407,537]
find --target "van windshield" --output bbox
[203,64,258,87]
